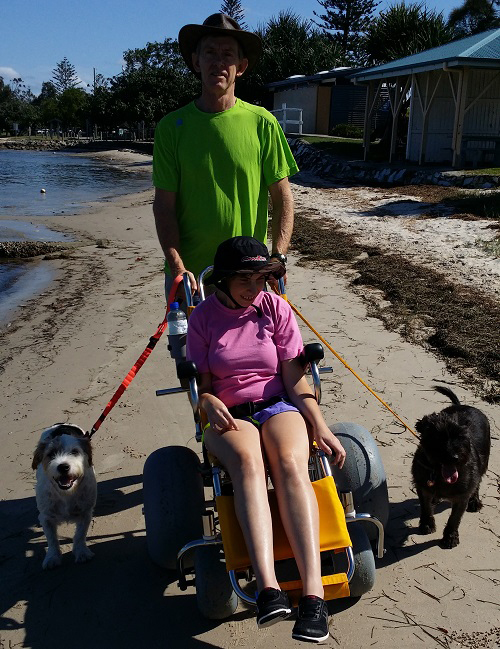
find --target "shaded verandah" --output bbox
[350,29,500,168]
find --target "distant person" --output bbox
[152,13,298,298]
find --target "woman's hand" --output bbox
[312,423,346,469]
[201,394,238,434]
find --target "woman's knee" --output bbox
[206,437,265,480]
[230,448,266,481]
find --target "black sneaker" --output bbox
[256,588,292,628]
[292,596,329,643]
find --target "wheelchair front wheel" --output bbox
[143,445,204,570]
[195,545,238,619]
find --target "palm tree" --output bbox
[448,0,500,37]
[364,2,455,65]
[241,9,347,104]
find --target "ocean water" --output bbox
[0,149,152,218]
[0,149,152,327]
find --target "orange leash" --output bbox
[87,274,184,437]
[279,290,418,438]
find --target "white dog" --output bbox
[32,423,97,569]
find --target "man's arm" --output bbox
[268,177,294,255]
[153,188,183,275]
[153,188,196,288]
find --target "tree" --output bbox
[242,10,347,104]
[448,0,500,37]
[364,2,455,65]
[57,87,88,131]
[109,39,199,127]
[11,78,35,103]
[314,0,381,61]
[220,0,247,28]
[0,78,38,134]
[52,57,79,93]
[37,81,58,102]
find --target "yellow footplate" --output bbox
[216,476,352,602]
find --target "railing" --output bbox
[271,103,303,135]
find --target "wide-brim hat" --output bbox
[205,236,285,286]
[178,13,262,76]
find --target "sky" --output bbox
[1,0,461,96]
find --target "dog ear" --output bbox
[415,414,436,438]
[80,437,93,466]
[32,441,46,470]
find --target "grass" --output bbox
[0,134,65,141]
[299,136,500,173]
[462,167,500,176]
[298,135,401,163]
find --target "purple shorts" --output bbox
[202,398,300,439]
[241,399,300,428]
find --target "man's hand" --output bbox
[172,270,197,300]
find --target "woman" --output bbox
[187,236,346,643]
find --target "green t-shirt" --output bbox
[152,99,299,277]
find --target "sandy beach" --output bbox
[0,150,498,649]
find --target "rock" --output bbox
[0,241,75,258]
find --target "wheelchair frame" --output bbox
[153,270,385,610]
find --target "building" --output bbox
[350,29,500,167]
[267,68,388,136]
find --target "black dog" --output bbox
[412,386,490,549]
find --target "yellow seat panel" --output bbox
[216,476,351,573]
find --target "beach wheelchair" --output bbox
[143,272,388,619]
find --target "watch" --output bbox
[270,252,287,264]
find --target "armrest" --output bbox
[300,343,324,366]
[176,360,198,382]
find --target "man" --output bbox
[152,13,298,295]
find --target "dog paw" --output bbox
[42,553,62,569]
[73,546,94,563]
[440,532,459,549]
[467,497,482,513]
[418,518,436,534]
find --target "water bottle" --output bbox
[167,302,187,364]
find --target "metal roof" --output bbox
[266,67,363,89]
[351,28,500,81]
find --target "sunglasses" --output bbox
[234,262,286,281]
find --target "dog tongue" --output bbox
[442,465,459,484]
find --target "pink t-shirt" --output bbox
[186,291,304,408]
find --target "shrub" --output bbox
[329,123,364,138]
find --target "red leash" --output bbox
[87,275,184,438]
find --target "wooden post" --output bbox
[389,78,400,163]
[419,73,430,165]
[452,69,469,168]
[363,81,374,161]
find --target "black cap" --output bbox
[205,236,285,286]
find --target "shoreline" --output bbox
[0,149,153,327]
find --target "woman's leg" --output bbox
[204,421,279,592]
[261,411,323,598]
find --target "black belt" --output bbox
[228,395,286,419]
